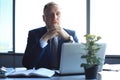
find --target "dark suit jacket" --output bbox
[22,27,78,69]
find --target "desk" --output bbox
[1,72,120,80]
[1,75,85,80]
[1,68,120,80]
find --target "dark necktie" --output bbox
[50,36,58,69]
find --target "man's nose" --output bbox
[53,14,58,20]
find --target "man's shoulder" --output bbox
[29,27,47,32]
[63,28,75,33]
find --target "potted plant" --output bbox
[81,34,102,79]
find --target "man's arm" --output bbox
[64,29,79,43]
[22,31,46,69]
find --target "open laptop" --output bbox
[58,43,106,75]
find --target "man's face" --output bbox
[43,5,61,29]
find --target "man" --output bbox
[22,2,78,70]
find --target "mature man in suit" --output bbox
[22,2,78,70]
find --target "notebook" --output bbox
[59,43,106,75]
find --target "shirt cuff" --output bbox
[40,39,48,48]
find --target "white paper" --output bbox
[103,64,120,71]
[29,68,55,77]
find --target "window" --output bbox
[15,0,86,53]
[91,0,120,55]
[1,0,120,55]
[0,0,13,53]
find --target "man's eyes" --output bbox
[46,12,60,17]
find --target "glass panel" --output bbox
[15,0,86,53]
[0,0,13,53]
[91,0,120,55]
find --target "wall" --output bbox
[0,54,23,67]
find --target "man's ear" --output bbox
[43,15,46,22]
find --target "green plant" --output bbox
[81,34,102,68]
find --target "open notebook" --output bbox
[5,68,55,77]
[59,43,106,75]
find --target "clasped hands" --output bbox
[41,25,70,42]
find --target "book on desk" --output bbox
[5,67,55,78]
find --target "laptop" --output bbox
[59,43,106,75]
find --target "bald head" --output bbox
[43,2,59,15]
